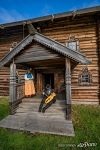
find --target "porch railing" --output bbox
[16,82,25,101]
[10,79,25,114]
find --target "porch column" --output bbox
[9,62,16,114]
[65,58,71,120]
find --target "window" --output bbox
[78,67,92,85]
[66,35,80,51]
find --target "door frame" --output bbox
[42,73,54,89]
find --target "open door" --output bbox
[43,73,54,89]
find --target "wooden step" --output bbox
[16,107,66,113]
[17,102,66,112]
[19,102,65,108]
[15,111,66,118]
[16,97,66,117]
[17,104,65,111]
[22,98,66,104]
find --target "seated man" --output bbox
[38,84,56,113]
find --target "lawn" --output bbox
[0,96,100,150]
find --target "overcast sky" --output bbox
[0,0,100,24]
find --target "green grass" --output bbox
[0,96,100,150]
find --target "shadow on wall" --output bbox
[95,15,100,105]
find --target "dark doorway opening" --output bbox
[43,73,54,89]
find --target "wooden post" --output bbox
[65,58,71,120]
[54,73,58,92]
[9,62,16,114]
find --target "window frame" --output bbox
[66,35,80,51]
[78,67,92,86]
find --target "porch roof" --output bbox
[0,32,91,68]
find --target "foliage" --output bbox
[0,97,100,150]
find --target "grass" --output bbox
[0,96,100,150]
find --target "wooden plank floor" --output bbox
[0,97,75,136]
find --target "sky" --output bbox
[0,0,100,24]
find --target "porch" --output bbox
[0,25,90,136]
[9,57,72,120]
[0,97,75,136]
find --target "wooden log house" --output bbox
[0,6,100,119]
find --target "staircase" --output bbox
[16,97,66,119]
[0,97,74,136]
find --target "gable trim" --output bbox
[0,32,91,68]
[0,34,34,67]
[34,32,91,64]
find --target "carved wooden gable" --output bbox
[0,32,90,68]
[15,41,62,63]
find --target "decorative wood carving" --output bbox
[78,67,92,86]
[0,35,34,67]
[0,32,91,68]
[65,58,71,119]
[27,23,37,34]
[34,32,91,64]
[9,62,17,114]
[66,35,80,51]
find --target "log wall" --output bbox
[96,15,100,104]
[0,14,100,104]
[0,26,27,95]
[41,15,99,104]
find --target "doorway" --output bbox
[43,73,54,89]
